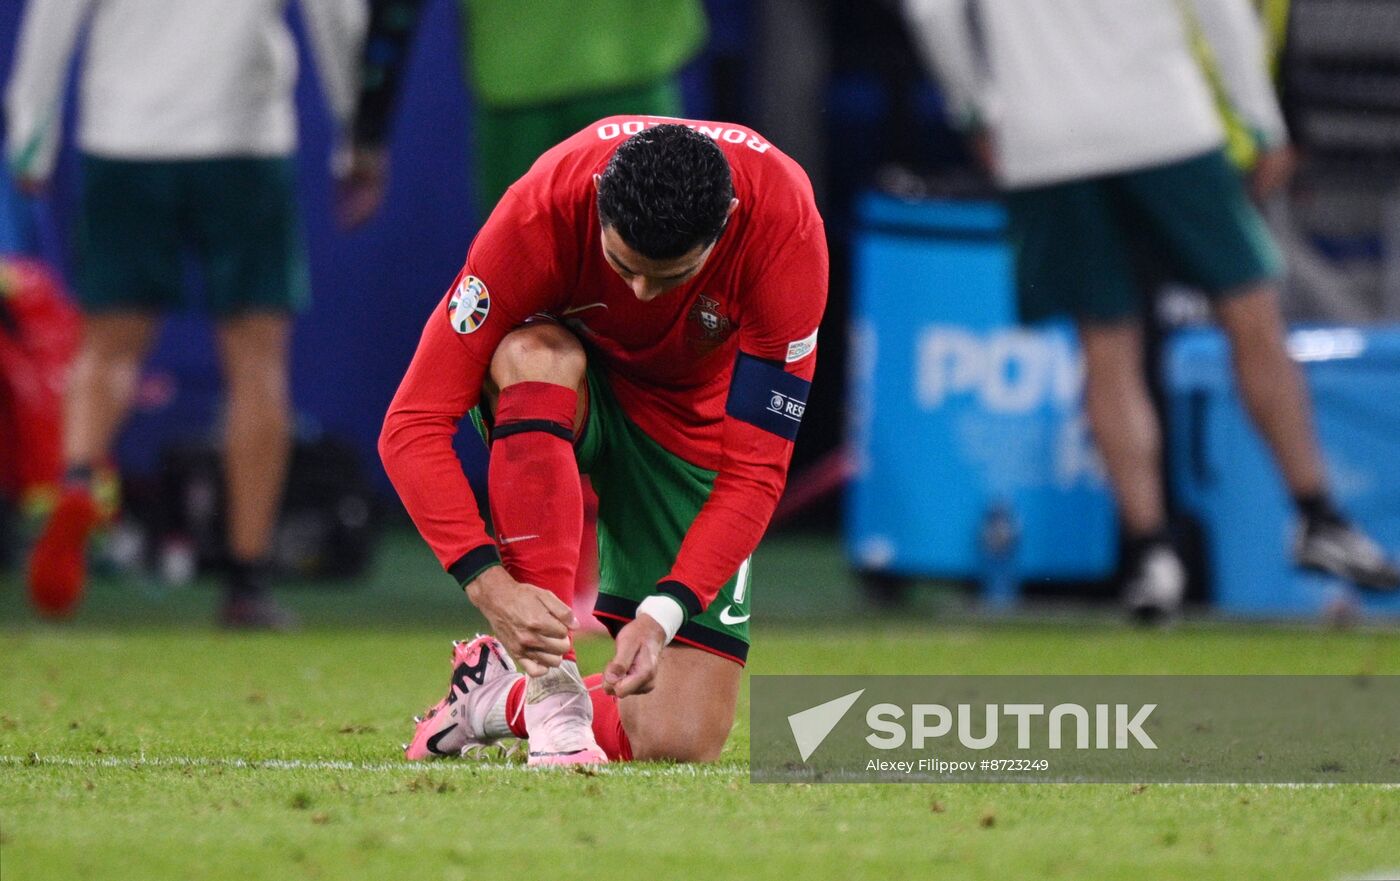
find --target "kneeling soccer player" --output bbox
[379,120,827,765]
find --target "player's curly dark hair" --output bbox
[596,124,735,260]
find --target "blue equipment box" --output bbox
[1166,326,1400,616]
[844,193,1118,581]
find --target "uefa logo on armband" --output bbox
[448,276,490,334]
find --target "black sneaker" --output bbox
[1122,545,1186,626]
[1295,517,1400,592]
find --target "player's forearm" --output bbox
[378,407,499,584]
[651,334,817,618]
[381,287,507,585]
[662,464,785,616]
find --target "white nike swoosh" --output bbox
[498,534,540,545]
[718,605,750,625]
[561,302,608,317]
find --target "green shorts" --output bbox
[471,364,752,665]
[1007,148,1282,325]
[75,154,310,317]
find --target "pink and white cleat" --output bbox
[404,635,523,761]
[524,660,608,767]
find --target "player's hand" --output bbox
[602,616,665,698]
[336,146,388,229]
[1250,144,1297,202]
[466,566,576,677]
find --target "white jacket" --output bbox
[904,0,1287,188]
[5,0,366,180]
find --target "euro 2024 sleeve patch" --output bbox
[786,328,818,363]
[448,276,490,334]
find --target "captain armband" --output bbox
[724,352,811,441]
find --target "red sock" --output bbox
[488,381,583,660]
[505,676,528,738]
[583,673,633,761]
[501,674,633,761]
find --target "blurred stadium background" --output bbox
[4,1,1400,878]
[2,0,1399,621]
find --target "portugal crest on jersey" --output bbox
[686,294,731,354]
[448,276,490,334]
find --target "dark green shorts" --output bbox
[1007,148,1282,325]
[471,364,752,665]
[75,154,309,317]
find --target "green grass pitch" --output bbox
[3,532,1399,880]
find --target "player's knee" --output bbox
[490,325,586,389]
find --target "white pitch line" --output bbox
[762,766,1400,788]
[4,756,1396,787]
[0,754,743,780]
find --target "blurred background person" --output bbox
[0,257,79,567]
[904,0,1399,620]
[461,0,705,218]
[5,0,366,627]
[336,0,425,228]
[338,0,707,227]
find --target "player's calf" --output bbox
[626,717,730,763]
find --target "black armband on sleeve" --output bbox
[725,352,810,441]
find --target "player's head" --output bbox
[595,124,739,302]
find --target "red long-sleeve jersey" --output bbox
[379,116,828,612]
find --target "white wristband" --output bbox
[636,594,685,644]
